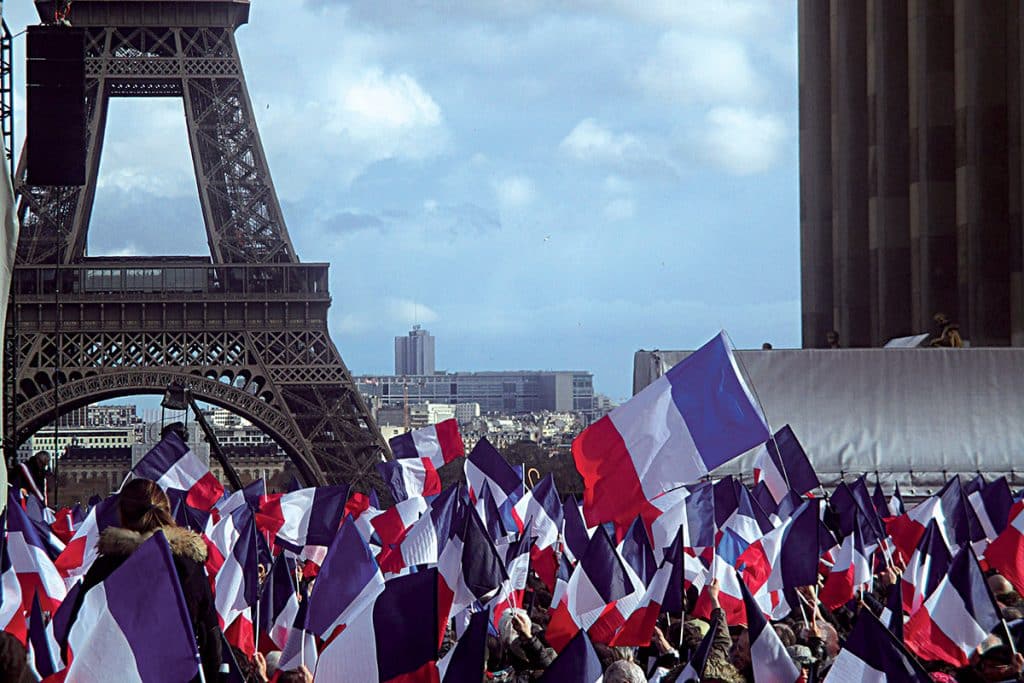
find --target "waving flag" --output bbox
[513,474,562,589]
[880,578,905,642]
[276,583,318,675]
[561,495,593,563]
[208,506,259,655]
[305,519,385,642]
[985,500,1024,595]
[0,529,25,645]
[825,609,929,682]
[819,523,871,610]
[904,547,1001,667]
[256,484,348,552]
[27,593,61,680]
[377,457,441,502]
[390,418,464,468]
[54,494,119,582]
[692,555,747,627]
[675,614,717,681]
[257,555,298,651]
[902,520,951,614]
[740,576,802,683]
[752,424,819,503]
[129,431,223,511]
[618,516,657,586]
[63,532,202,682]
[538,629,603,683]
[6,492,67,613]
[573,332,769,528]
[438,607,488,682]
[610,540,678,646]
[465,437,523,510]
[545,525,633,652]
[315,568,441,683]
[490,523,532,626]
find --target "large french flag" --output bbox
[572,332,769,528]
[305,519,385,642]
[315,568,441,682]
[129,431,224,511]
[904,547,1001,667]
[825,609,930,682]
[63,532,202,682]
[6,493,67,614]
[390,418,464,468]
[255,484,348,552]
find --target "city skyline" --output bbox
[3,1,800,401]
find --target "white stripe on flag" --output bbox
[314,600,379,681]
[66,584,143,682]
[927,585,989,655]
[823,649,886,683]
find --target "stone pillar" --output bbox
[955,0,1012,345]
[867,0,911,344]
[799,0,835,348]
[830,0,871,347]
[908,0,957,337]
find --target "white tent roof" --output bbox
[632,348,1024,495]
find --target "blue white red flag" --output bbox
[315,567,441,682]
[128,431,223,511]
[0,525,25,646]
[537,629,603,683]
[572,332,769,528]
[63,531,202,682]
[257,555,298,652]
[438,606,488,682]
[752,424,819,504]
[27,592,61,679]
[378,457,441,502]
[255,484,348,552]
[825,609,930,682]
[6,492,67,613]
[740,576,802,683]
[465,437,523,511]
[390,418,464,468]
[53,494,119,583]
[208,506,259,655]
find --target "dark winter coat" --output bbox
[66,525,222,683]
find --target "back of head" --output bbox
[604,660,645,683]
[119,478,175,534]
[0,632,26,683]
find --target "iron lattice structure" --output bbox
[6,0,389,491]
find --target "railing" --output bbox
[11,262,331,300]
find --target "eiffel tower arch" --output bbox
[6,0,390,491]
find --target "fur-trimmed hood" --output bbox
[98,525,208,563]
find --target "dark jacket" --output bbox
[67,525,222,682]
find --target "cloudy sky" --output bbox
[9,0,799,401]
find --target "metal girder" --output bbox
[6,2,388,493]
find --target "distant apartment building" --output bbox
[394,325,435,375]
[356,370,596,423]
[31,427,135,456]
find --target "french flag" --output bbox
[63,532,203,682]
[208,506,260,656]
[6,493,67,614]
[741,576,803,683]
[561,494,593,564]
[27,593,61,680]
[315,567,441,682]
[255,484,348,553]
[377,458,441,502]
[904,547,1001,667]
[610,541,677,646]
[825,609,930,682]
[276,582,318,675]
[692,554,747,627]
[438,607,488,683]
[512,474,562,589]
[984,500,1024,595]
[390,418,464,468]
[752,424,819,503]
[490,522,532,626]
[53,494,119,584]
[129,431,224,511]
[305,518,385,642]
[0,530,26,645]
[572,332,769,528]
[819,523,871,611]
[537,629,604,683]
[902,520,951,615]
[257,555,299,652]
[544,525,633,652]
[465,437,523,511]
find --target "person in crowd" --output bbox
[605,659,646,683]
[64,478,222,682]
[10,450,50,503]
[487,608,555,680]
[0,633,30,683]
[276,666,313,683]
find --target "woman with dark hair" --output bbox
[65,478,222,682]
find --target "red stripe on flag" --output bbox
[572,416,650,528]
[187,472,225,512]
[904,606,971,667]
[434,419,464,464]
[384,660,440,683]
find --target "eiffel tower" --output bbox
[6,0,389,491]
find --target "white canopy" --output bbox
[632,347,1024,496]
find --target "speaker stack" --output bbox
[26,25,86,186]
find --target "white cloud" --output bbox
[559,119,649,166]
[603,198,635,221]
[492,175,537,210]
[700,106,786,175]
[603,175,632,194]
[638,32,760,105]
[385,298,439,326]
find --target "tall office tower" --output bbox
[799,0,1024,348]
[394,325,436,375]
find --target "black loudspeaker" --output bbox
[26,25,86,186]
